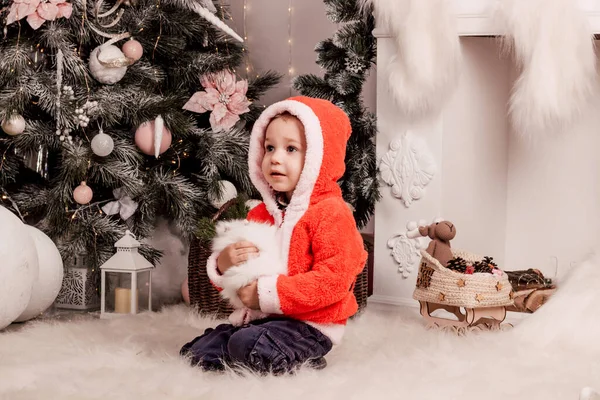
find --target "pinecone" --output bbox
[473,256,496,274]
[446,257,467,273]
[482,256,497,268]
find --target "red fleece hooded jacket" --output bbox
[207,96,367,344]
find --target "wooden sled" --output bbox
[418,301,512,334]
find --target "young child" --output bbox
[180,96,367,375]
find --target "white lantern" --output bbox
[100,230,155,318]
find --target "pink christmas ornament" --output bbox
[1,114,26,136]
[122,39,143,62]
[134,116,172,158]
[181,277,190,305]
[183,69,251,132]
[73,181,93,205]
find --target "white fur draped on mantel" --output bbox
[495,0,598,141]
[360,0,462,118]
[2,249,600,399]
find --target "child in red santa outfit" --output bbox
[180,96,367,375]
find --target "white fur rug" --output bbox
[2,254,600,400]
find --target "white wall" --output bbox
[441,38,510,265]
[373,36,600,306]
[504,92,600,276]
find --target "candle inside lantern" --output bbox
[114,287,138,313]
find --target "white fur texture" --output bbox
[212,220,285,325]
[496,0,598,140]
[362,0,461,117]
[2,248,600,399]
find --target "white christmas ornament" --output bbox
[1,114,26,136]
[210,180,237,208]
[379,131,436,207]
[89,45,130,84]
[189,1,243,43]
[0,206,39,330]
[91,130,114,157]
[15,226,64,322]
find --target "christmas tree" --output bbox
[293,0,379,229]
[0,0,279,269]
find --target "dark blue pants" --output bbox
[180,317,333,374]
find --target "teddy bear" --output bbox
[417,220,456,267]
[212,219,286,326]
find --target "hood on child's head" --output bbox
[248,96,351,216]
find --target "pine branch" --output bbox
[11,184,50,220]
[10,120,60,153]
[109,137,145,167]
[324,0,362,23]
[315,39,347,71]
[333,21,368,51]
[246,71,282,102]
[210,128,253,194]
[0,143,21,185]
[122,61,166,86]
[0,44,31,85]
[292,74,337,100]
[326,71,364,95]
[146,168,204,235]
[88,159,145,197]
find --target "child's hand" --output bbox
[238,280,260,310]
[217,241,259,274]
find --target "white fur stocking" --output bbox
[361,0,461,118]
[496,0,598,140]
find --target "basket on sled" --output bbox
[413,249,514,333]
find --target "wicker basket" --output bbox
[352,263,369,317]
[188,200,237,318]
[413,249,514,309]
[187,201,369,318]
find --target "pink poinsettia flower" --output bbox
[183,70,252,132]
[6,0,72,30]
[6,0,39,24]
[51,0,72,18]
[36,2,58,20]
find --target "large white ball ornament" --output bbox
[0,206,39,330]
[209,180,237,208]
[89,45,128,85]
[15,226,64,322]
[2,114,26,136]
[91,131,114,157]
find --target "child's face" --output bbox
[261,115,306,200]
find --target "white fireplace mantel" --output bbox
[372,0,600,37]
[371,17,600,308]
